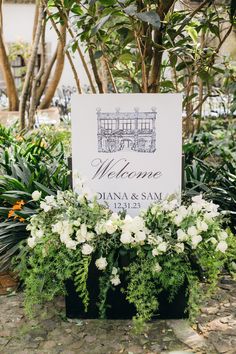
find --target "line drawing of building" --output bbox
[97,107,157,153]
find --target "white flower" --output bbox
[65,239,78,250]
[134,231,146,243]
[95,257,108,270]
[73,219,81,227]
[196,220,208,232]
[175,242,185,253]
[187,226,198,237]
[32,190,42,201]
[151,205,158,215]
[81,243,94,255]
[110,275,121,286]
[45,195,56,205]
[204,211,219,221]
[177,229,188,242]
[216,241,228,253]
[173,215,183,226]
[112,267,118,275]
[120,231,133,244]
[27,237,37,248]
[157,242,168,253]
[86,232,95,241]
[104,220,117,234]
[191,235,202,249]
[218,231,228,241]
[192,194,204,204]
[152,248,159,257]
[153,262,162,273]
[35,229,44,238]
[40,201,52,212]
[52,221,63,234]
[95,221,106,235]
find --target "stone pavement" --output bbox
[0,277,235,354]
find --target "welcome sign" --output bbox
[72,94,182,216]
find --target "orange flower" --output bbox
[8,200,25,221]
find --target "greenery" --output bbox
[0,124,69,270]
[16,188,236,330]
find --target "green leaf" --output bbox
[186,26,198,44]
[124,4,137,16]
[91,14,111,35]
[71,4,83,15]
[119,53,133,64]
[135,11,161,29]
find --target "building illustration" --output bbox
[97,108,157,153]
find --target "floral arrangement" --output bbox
[17,186,236,329]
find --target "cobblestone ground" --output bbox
[0,277,235,354]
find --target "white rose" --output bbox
[81,243,94,255]
[120,231,133,244]
[153,262,162,273]
[196,220,208,232]
[134,231,146,243]
[95,257,108,270]
[32,190,42,201]
[65,239,78,250]
[157,242,168,253]
[86,232,95,241]
[218,231,228,241]
[76,230,87,244]
[216,241,228,253]
[27,237,37,248]
[191,235,202,249]
[173,215,183,226]
[105,220,117,234]
[177,229,188,242]
[95,221,106,235]
[187,226,198,237]
[152,248,159,257]
[110,275,121,286]
[175,242,185,253]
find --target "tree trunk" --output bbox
[0,0,19,111]
[39,24,66,109]
[19,4,44,130]
[28,14,46,129]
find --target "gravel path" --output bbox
[0,277,235,354]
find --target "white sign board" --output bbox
[72,94,182,216]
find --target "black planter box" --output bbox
[65,260,188,320]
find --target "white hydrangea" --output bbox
[27,237,37,248]
[40,195,57,212]
[120,231,134,244]
[32,190,42,201]
[81,243,94,255]
[216,240,228,253]
[95,257,108,270]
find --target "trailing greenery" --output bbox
[16,188,236,331]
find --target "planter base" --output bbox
[65,280,188,320]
